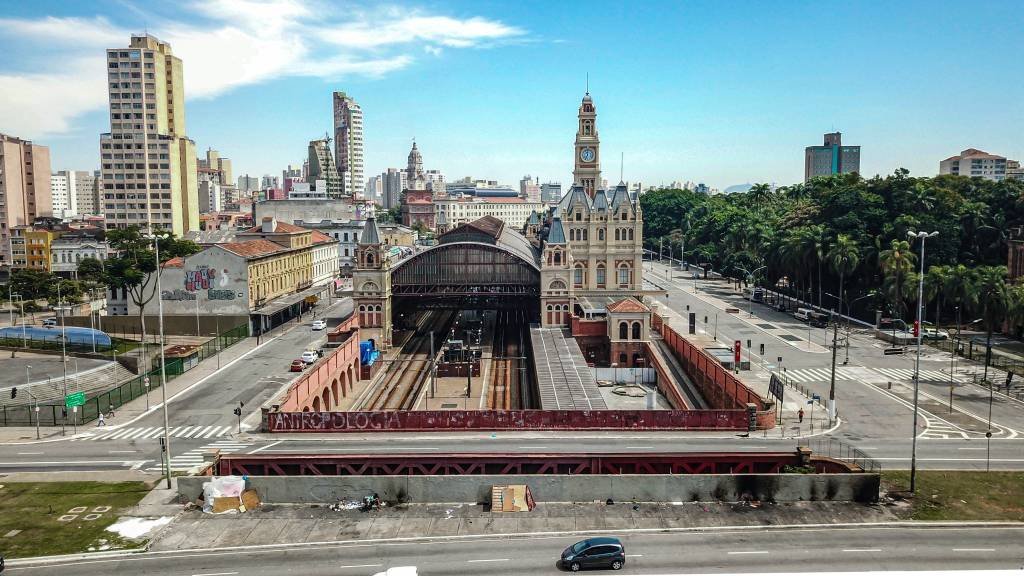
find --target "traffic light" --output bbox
[9,388,15,399]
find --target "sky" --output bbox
[1,0,1022,191]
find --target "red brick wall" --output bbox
[278,314,361,412]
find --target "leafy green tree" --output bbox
[9,269,55,302]
[105,226,200,367]
[76,257,106,287]
[879,239,916,320]
[924,265,950,326]
[974,266,1010,380]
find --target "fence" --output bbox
[801,437,881,473]
[0,323,249,427]
[0,335,115,355]
[926,338,1024,401]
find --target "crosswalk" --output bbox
[782,366,959,384]
[148,439,254,472]
[75,425,233,442]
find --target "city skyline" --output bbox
[0,0,1022,190]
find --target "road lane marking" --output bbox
[626,446,653,449]
[952,548,995,552]
[338,565,383,570]
[519,446,548,449]
[249,440,282,454]
[728,551,769,555]
[843,549,881,552]
[16,452,43,455]
[108,450,138,454]
[467,558,509,563]
[957,447,987,450]
[626,554,643,557]
[192,572,238,576]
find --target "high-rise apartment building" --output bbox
[100,35,199,236]
[382,168,407,209]
[520,175,541,201]
[332,92,364,198]
[50,172,73,218]
[282,165,302,181]
[1,133,53,267]
[198,148,233,185]
[804,131,861,182]
[364,175,382,203]
[237,174,260,194]
[307,138,342,198]
[424,169,445,196]
[261,175,280,190]
[939,148,1011,182]
[540,182,562,203]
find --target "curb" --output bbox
[7,520,1024,566]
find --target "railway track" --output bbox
[489,309,527,410]
[362,309,455,411]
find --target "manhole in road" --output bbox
[778,334,803,342]
[756,323,776,329]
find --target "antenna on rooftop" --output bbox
[620,152,624,183]
[586,73,589,94]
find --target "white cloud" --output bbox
[0,1,525,138]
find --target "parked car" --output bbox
[311,319,327,331]
[301,350,319,364]
[560,537,626,571]
[42,318,58,327]
[794,308,814,322]
[289,359,305,372]
[808,311,830,328]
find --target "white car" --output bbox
[301,350,319,364]
[311,319,327,330]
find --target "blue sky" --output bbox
[1,0,1021,190]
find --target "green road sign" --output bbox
[64,391,86,408]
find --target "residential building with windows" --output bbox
[100,35,200,237]
[804,131,861,182]
[520,175,541,202]
[434,196,545,232]
[333,92,364,198]
[381,168,406,209]
[540,182,562,204]
[940,148,1012,181]
[308,138,342,198]
[51,231,111,277]
[0,133,53,268]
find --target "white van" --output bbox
[794,308,814,322]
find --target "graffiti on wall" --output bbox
[185,266,217,291]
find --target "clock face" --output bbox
[580,147,595,162]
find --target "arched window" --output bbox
[547,304,553,311]
[374,305,381,312]
[554,251,562,265]
[583,230,588,241]
[359,305,366,312]
[632,322,641,340]
[619,321,628,340]
[618,265,630,287]
[628,229,634,240]
[596,265,606,286]
[598,229,605,241]
[573,265,584,287]
[549,279,567,291]
[614,229,620,241]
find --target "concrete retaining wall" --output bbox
[179,473,879,505]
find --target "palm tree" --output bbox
[748,183,772,211]
[945,264,977,337]
[879,239,916,321]
[974,266,1010,383]
[810,224,828,307]
[780,228,814,303]
[828,234,860,318]
[924,265,950,327]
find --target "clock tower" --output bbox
[573,92,601,198]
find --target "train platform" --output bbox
[529,325,608,410]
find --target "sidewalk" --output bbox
[150,499,898,552]
[0,335,263,443]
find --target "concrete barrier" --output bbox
[178,473,879,505]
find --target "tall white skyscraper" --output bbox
[50,172,74,218]
[333,91,364,198]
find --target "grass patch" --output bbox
[0,481,151,558]
[882,470,1024,521]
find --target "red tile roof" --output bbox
[310,230,335,245]
[607,298,650,313]
[217,239,284,258]
[161,256,185,268]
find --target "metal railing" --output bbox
[0,323,249,427]
[801,437,881,473]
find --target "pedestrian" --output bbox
[97,412,105,427]
[108,403,115,418]
[798,408,804,423]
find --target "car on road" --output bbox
[289,359,305,372]
[311,319,327,331]
[42,318,58,327]
[301,350,319,364]
[560,537,625,571]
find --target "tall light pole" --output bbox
[146,230,173,490]
[57,282,68,437]
[908,230,938,494]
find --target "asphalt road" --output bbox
[8,526,1024,575]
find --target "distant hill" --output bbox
[724,183,753,194]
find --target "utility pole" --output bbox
[58,282,67,436]
[908,230,938,493]
[828,315,838,424]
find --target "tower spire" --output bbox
[586,72,589,95]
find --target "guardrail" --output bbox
[802,437,881,473]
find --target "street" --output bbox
[6,525,1024,575]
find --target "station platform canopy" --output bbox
[529,324,608,410]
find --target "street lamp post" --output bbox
[907,230,938,494]
[57,282,68,437]
[146,230,173,490]
[950,305,960,413]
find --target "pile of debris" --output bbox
[196,476,261,514]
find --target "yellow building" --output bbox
[10,226,56,271]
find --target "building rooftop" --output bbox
[217,239,285,258]
[530,325,608,411]
[607,297,651,313]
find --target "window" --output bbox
[632,322,641,340]
[598,229,604,241]
[619,322,628,340]
[573,265,584,286]
[596,266,606,286]
[618,265,630,286]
